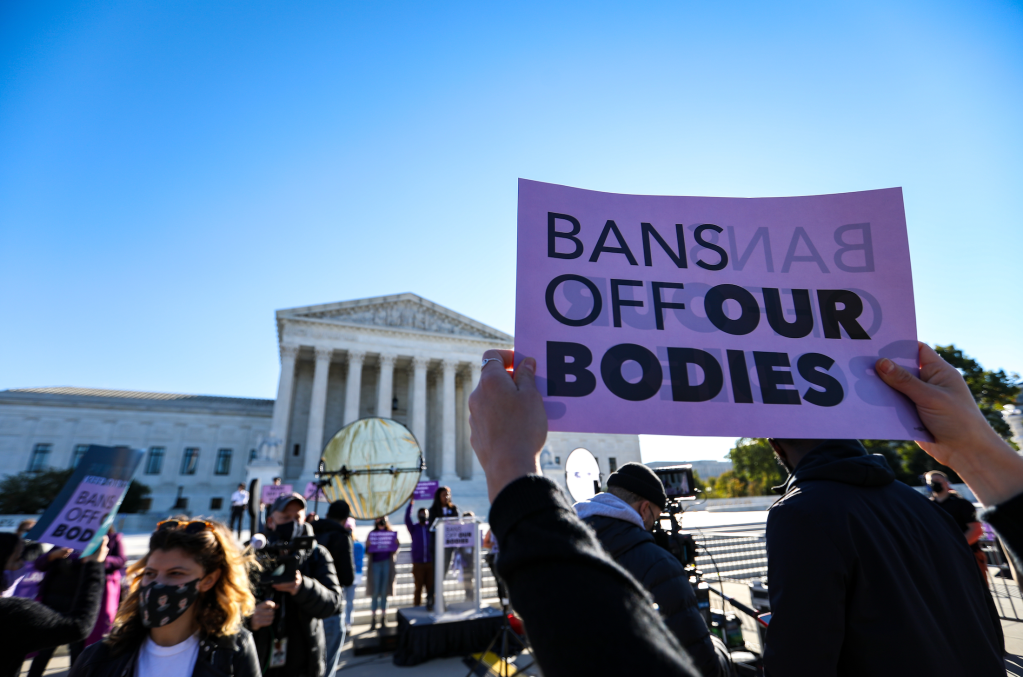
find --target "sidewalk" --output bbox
[21,618,1023,676]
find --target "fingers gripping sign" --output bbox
[876,343,997,466]
[469,350,549,501]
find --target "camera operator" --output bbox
[250,493,342,677]
[469,350,700,677]
[575,464,731,677]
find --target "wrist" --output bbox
[947,431,1023,506]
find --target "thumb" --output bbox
[514,356,538,393]
[876,357,932,404]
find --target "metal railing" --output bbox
[688,525,1023,623]
[981,536,1023,621]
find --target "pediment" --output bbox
[278,294,512,342]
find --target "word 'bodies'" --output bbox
[514,180,926,440]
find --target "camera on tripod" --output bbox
[252,535,316,595]
[650,464,699,568]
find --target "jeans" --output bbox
[322,613,344,677]
[344,583,357,627]
[370,560,391,612]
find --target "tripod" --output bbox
[464,600,533,677]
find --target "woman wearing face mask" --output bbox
[364,517,398,630]
[69,518,259,677]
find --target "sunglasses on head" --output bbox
[156,519,214,535]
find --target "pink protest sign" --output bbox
[367,530,399,553]
[304,482,327,502]
[261,484,293,505]
[515,179,928,441]
[37,475,129,551]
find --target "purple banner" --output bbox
[413,480,439,501]
[367,530,399,554]
[515,179,927,441]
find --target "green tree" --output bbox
[0,468,151,514]
[718,438,788,497]
[934,345,1020,443]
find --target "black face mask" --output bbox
[140,578,201,628]
[273,521,301,541]
[930,480,944,492]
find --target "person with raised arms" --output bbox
[469,349,700,677]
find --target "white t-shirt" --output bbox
[137,633,200,677]
[231,489,249,506]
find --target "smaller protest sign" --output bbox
[367,530,399,553]
[25,445,143,555]
[261,484,294,505]
[304,482,327,502]
[413,480,439,501]
[444,522,476,549]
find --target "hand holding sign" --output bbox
[468,350,546,502]
[877,343,1023,507]
[82,536,109,564]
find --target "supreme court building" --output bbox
[0,294,641,519]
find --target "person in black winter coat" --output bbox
[70,519,259,677]
[0,534,108,677]
[470,350,701,677]
[250,493,342,677]
[764,438,1004,677]
[309,500,355,677]
[575,463,730,677]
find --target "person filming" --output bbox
[575,463,731,677]
[69,518,259,677]
[250,493,341,677]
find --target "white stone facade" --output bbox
[0,388,272,520]
[0,293,642,519]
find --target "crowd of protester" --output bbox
[0,341,1021,677]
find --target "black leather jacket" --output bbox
[68,629,260,677]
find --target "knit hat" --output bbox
[327,500,351,521]
[607,463,668,510]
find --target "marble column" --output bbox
[304,347,332,477]
[376,354,397,419]
[270,345,300,445]
[411,357,429,448]
[467,363,483,478]
[343,350,366,426]
[441,359,458,481]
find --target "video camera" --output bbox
[251,534,316,597]
[649,464,699,568]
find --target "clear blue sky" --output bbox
[2,1,1020,463]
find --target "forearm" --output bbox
[14,561,104,651]
[942,430,1023,507]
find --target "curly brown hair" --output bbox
[105,516,255,653]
